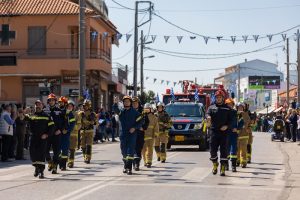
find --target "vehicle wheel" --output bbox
[167,143,171,150]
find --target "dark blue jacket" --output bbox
[119,107,141,134]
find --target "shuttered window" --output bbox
[28,26,46,55]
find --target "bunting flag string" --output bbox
[166,81,170,85]
[267,34,273,42]
[253,35,259,42]
[151,35,157,43]
[161,80,165,84]
[153,78,157,83]
[242,35,248,43]
[177,36,183,44]
[217,36,223,42]
[231,36,236,44]
[282,34,287,41]
[146,77,149,80]
[203,36,209,44]
[190,36,196,40]
[126,34,132,42]
[164,36,170,43]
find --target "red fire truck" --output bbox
[162,81,226,109]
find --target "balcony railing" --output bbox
[0,48,111,63]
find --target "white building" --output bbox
[214,59,284,112]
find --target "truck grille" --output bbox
[173,124,187,130]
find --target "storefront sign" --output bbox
[61,70,79,84]
[249,76,280,90]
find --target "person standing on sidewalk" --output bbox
[15,108,30,160]
[28,100,54,179]
[0,104,16,162]
[206,90,232,176]
[288,109,298,142]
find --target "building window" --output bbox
[28,26,46,55]
[0,24,16,46]
[0,56,16,66]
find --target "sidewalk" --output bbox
[279,141,300,200]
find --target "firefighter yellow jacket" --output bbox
[144,113,159,140]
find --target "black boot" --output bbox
[39,170,44,179]
[231,159,237,172]
[34,166,39,177]
[146,163,152,168]
[127,160,133,175]
[60,158,67,171]
[134,158,140,171]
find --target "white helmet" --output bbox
[67,100,76,106]
[157,102,165,108]
[236,102,245,108]
[144,103,152,109]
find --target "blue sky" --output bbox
[106,0,300,96]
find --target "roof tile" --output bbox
[0,0,94,16]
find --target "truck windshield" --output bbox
[165,105,203,117]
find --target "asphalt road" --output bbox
[0,132,291,200]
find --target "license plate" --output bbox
[277,126,281,129]
[175,135,184,142]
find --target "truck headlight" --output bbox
[194,123,203,130]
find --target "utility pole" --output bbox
[133,1,139,96]
[133,1,153,96]
[287,38,290,108]
[140,30,144,101]
[237,64,241,102]
[297,29,300,104]
[79,0,86,97]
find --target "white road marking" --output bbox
[111,183,282,191]
[181,167,211,182]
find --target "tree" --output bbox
[139,90,155,104]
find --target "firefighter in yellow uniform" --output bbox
[142,103,159,168]
[236,102,251,168]
[67,101,82,168]
[79,99,97,164]
[155,102,172,163]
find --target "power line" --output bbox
[148,44,283,60]
[144,67,224,72]
[107,4,300,12]
[110,0,149,12]
[112,46,134,60]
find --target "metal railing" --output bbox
[0,48,111,62]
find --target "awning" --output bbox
[273,106,283,113]
[257,106,276,114]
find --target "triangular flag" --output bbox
[190,36,196,40]
[203,36,209,44]
[267,34,273,42]
[216,36,223,42]
[146,77,149,80]
[164,36,170,43]
[281,34,287,41]
[161,80,165,84]
[231,36,236,44]
[253,35,259,42]
[242,35,248,43]
[166,81,170,85]
[126,34,132,42]
[153,78,157,83]
[177,36,183,44]
[116,33,123,40]
[174,82,177,86]
[102,32,108,40]
[151,35,157,43]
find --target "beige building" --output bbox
[0,0,119,110]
